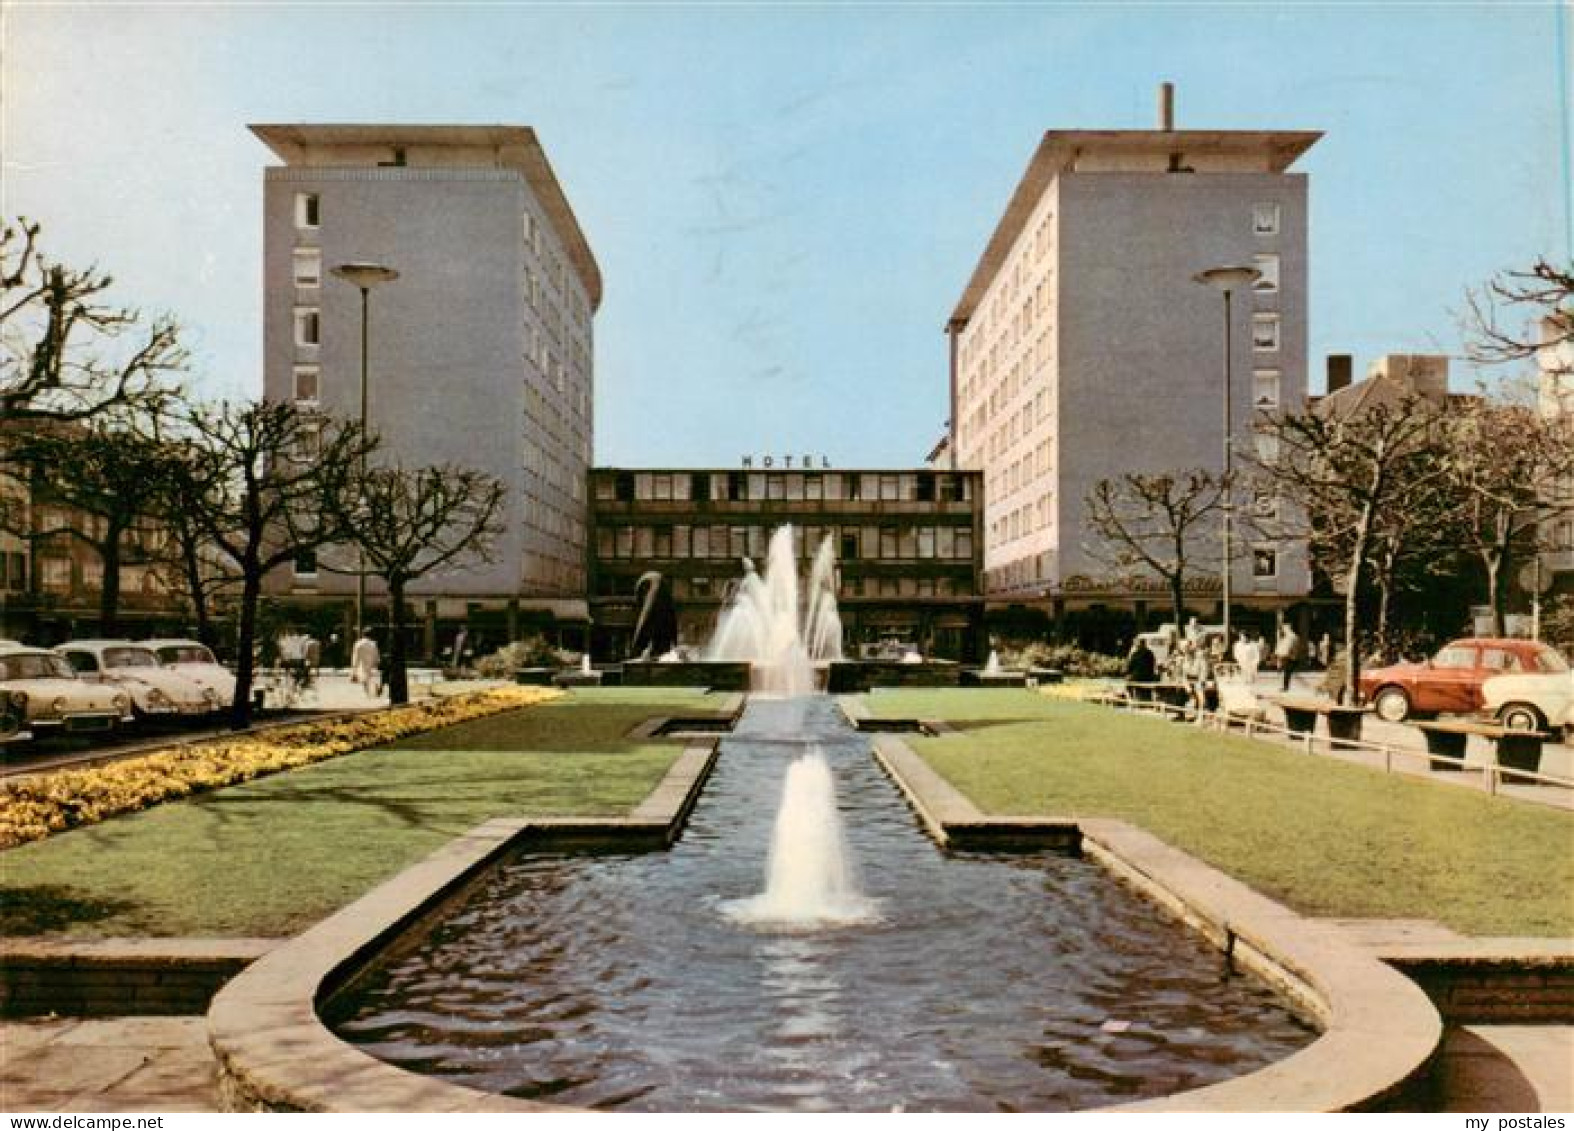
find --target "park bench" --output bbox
[1412,718,1549,775]
[1271,695,1370,748]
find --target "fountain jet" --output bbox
[724,749,880,931]
[707,526,843,695]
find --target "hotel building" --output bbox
[586,467,985,661]
[252,124,599,638]
[946,93,1318,622]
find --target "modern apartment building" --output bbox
[946,91,1318,622]
[586,467,985,661]
[251,124,599,637]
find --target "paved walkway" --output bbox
[1,1015,1567,1112]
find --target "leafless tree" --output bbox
[1,218,184,424]
[1249,395,1450,701]
[1462,259,1574,369]
[323,464,507,704]
[1442,395,1574,636]
[1083,469,1229,633]
[0,417,174,636]
[179,400,376,727]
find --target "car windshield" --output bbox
[1532,646,1571,674]
[103,647,159,669]
[159,646,215,665]
[0,654,75,680]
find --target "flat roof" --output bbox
[249,124,602,312]
[949,129,1322,327]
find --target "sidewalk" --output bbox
[1,1014,1567,1112]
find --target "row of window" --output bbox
[596,471,975,505]
[595,523,976,563]
[596,572,969,601]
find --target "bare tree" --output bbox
[325,464,507,704]
[0,419,173,636]
[1462,259,1574,369]
[1443,395,1574,636]
[179,400,375,727]
[1250,395,1450,702]
[143,434,241,647]
[1,218,184,424]
[1083,469,1229,633]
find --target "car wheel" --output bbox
[1499,704,1544,733]
[1372,686,1412,723]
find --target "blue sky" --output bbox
[3,3,1569,467]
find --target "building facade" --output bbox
[947,97,1318,622]
[252,124,599,637]
[587,468,984,661]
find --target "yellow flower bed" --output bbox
[0,686,562,848]
[1037,679,1119,703]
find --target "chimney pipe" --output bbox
[1159,82,1174,131]
[1327,354,1353,394]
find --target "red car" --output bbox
[1358,637,1571,723]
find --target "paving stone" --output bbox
[0,1043,150,1096]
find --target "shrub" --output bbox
[1000,642,1125,678]
[473,636,576,678]
[0,686,561,848]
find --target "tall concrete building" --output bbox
[947,91,1319,624]
[252,124,600,640]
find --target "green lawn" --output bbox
[0,689,728,939]
[861,688,1574,937]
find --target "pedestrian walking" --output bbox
[350,629,382,698]
[1275,625,1306,691]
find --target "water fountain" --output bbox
[320,523,1317,1110]
[707,526,842,695]
[723,747,881,931]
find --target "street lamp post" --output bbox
[1192,265,1261,648]
[330,262,399,635]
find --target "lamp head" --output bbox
[331,262,400,289]
[1192,265,1261,292]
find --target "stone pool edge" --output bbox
[208,727,1441,1114]
[207,740,720,1113]
[868,733,1444,1113]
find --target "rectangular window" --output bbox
[292,248,322,287]
[1255,430,1281,463]
[955,530,974,559]
[634,526,654,558]
[1252,369,1280,410]
[692,526,709,558]
[293,308,320,348]
[1252,202,1279,236]
[292,365,319,404]
[1252,546,1278,580]
[1252,313,1280,352]
[1252,253,1280,293]
[293,549,318,578]
[295,192,320,229]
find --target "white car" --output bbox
[0,645,131,740]
[145,638,237,708]
[55,640,220,719]
[1482,662,1574,738]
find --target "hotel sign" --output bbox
[741,454,833,469]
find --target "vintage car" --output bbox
[1358,637,1571,723]
[145,638,237,708]
[1482,665,1574,737]
[0,644,131,739]
[55,640,220,718]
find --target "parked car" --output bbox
[55,640,219,719]
[1482,664,1574,737]
[0,644,131,740]
[145,638,237,708]
[1358,637,1571,723]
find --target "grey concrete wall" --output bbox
[1054,171,1309,596]
[262,167,592,600]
